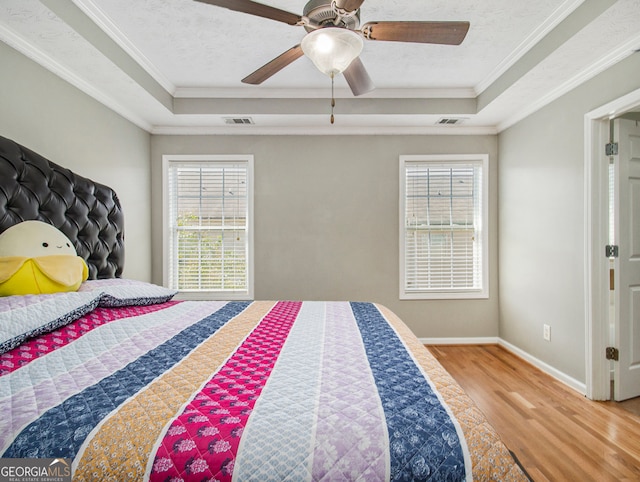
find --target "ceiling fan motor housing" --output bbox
[302,0,360,32]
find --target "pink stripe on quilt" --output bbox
[0,302,180,376]
[149,301,301,482]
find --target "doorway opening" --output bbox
[585,87,640,401]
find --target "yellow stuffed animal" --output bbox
[0,220,88,296]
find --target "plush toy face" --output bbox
[0,221,88,296]
[0,220,77,258]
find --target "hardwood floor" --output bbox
[619,396,640,417]
[427,344,640,482]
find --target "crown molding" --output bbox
[497,36,640,132]
[0,23,152,132]
[150,124,498,136]
[173,86,477,99]
[475,0,585,95]
[72,0,176,94]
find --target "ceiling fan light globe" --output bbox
[301,27,363,76]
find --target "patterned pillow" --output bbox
[0,291,102,355]
[79,278,178,307]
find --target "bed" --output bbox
[0,135,529,481]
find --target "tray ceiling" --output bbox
[1,0,639,134]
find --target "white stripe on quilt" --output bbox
[233,301,326,482]
[311,301,389,481]
[0,301,225,453]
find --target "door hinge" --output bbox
[606,245,619,258]
[606,142,618,156]
[606,346,619,361]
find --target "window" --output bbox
[400,154,488,299]
[163,155,253,300]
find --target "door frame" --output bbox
[585,87,640,400]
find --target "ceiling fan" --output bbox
[195,0,470,97]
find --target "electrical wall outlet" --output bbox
[543,324,551,341]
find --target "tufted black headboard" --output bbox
[0,135,124,279]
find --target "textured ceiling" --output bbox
[95,0,560,90]
[1,0,639,134]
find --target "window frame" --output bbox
[162,154,254,300]
[399,154,489,300]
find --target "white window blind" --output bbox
[164,156,253,299]
[400,155,488,299]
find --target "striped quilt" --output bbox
[1,294,528,481]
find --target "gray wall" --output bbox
[152,134,499,338]
[0,42,152,281]
[498,53,640,382]
[7,33,640,384]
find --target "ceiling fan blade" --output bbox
[343,57,374,96]
[333,0,366,13]
[241,45,304,85]
[194,0,302,26]
[362,21,470,45]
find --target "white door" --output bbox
[614,118,640,401]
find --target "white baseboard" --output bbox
[419,337,499,345]
[421,337,587,396]
[497,339,586,395]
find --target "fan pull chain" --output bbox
[330,72,335,124]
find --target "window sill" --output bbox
[400,290,489,300]
[173,290,254,301]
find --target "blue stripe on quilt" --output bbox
[2,301,250,460]
[350,302,466,481]
[233,301,325,481]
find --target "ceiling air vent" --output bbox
[223,117,254,125]
[436,117,467,125]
